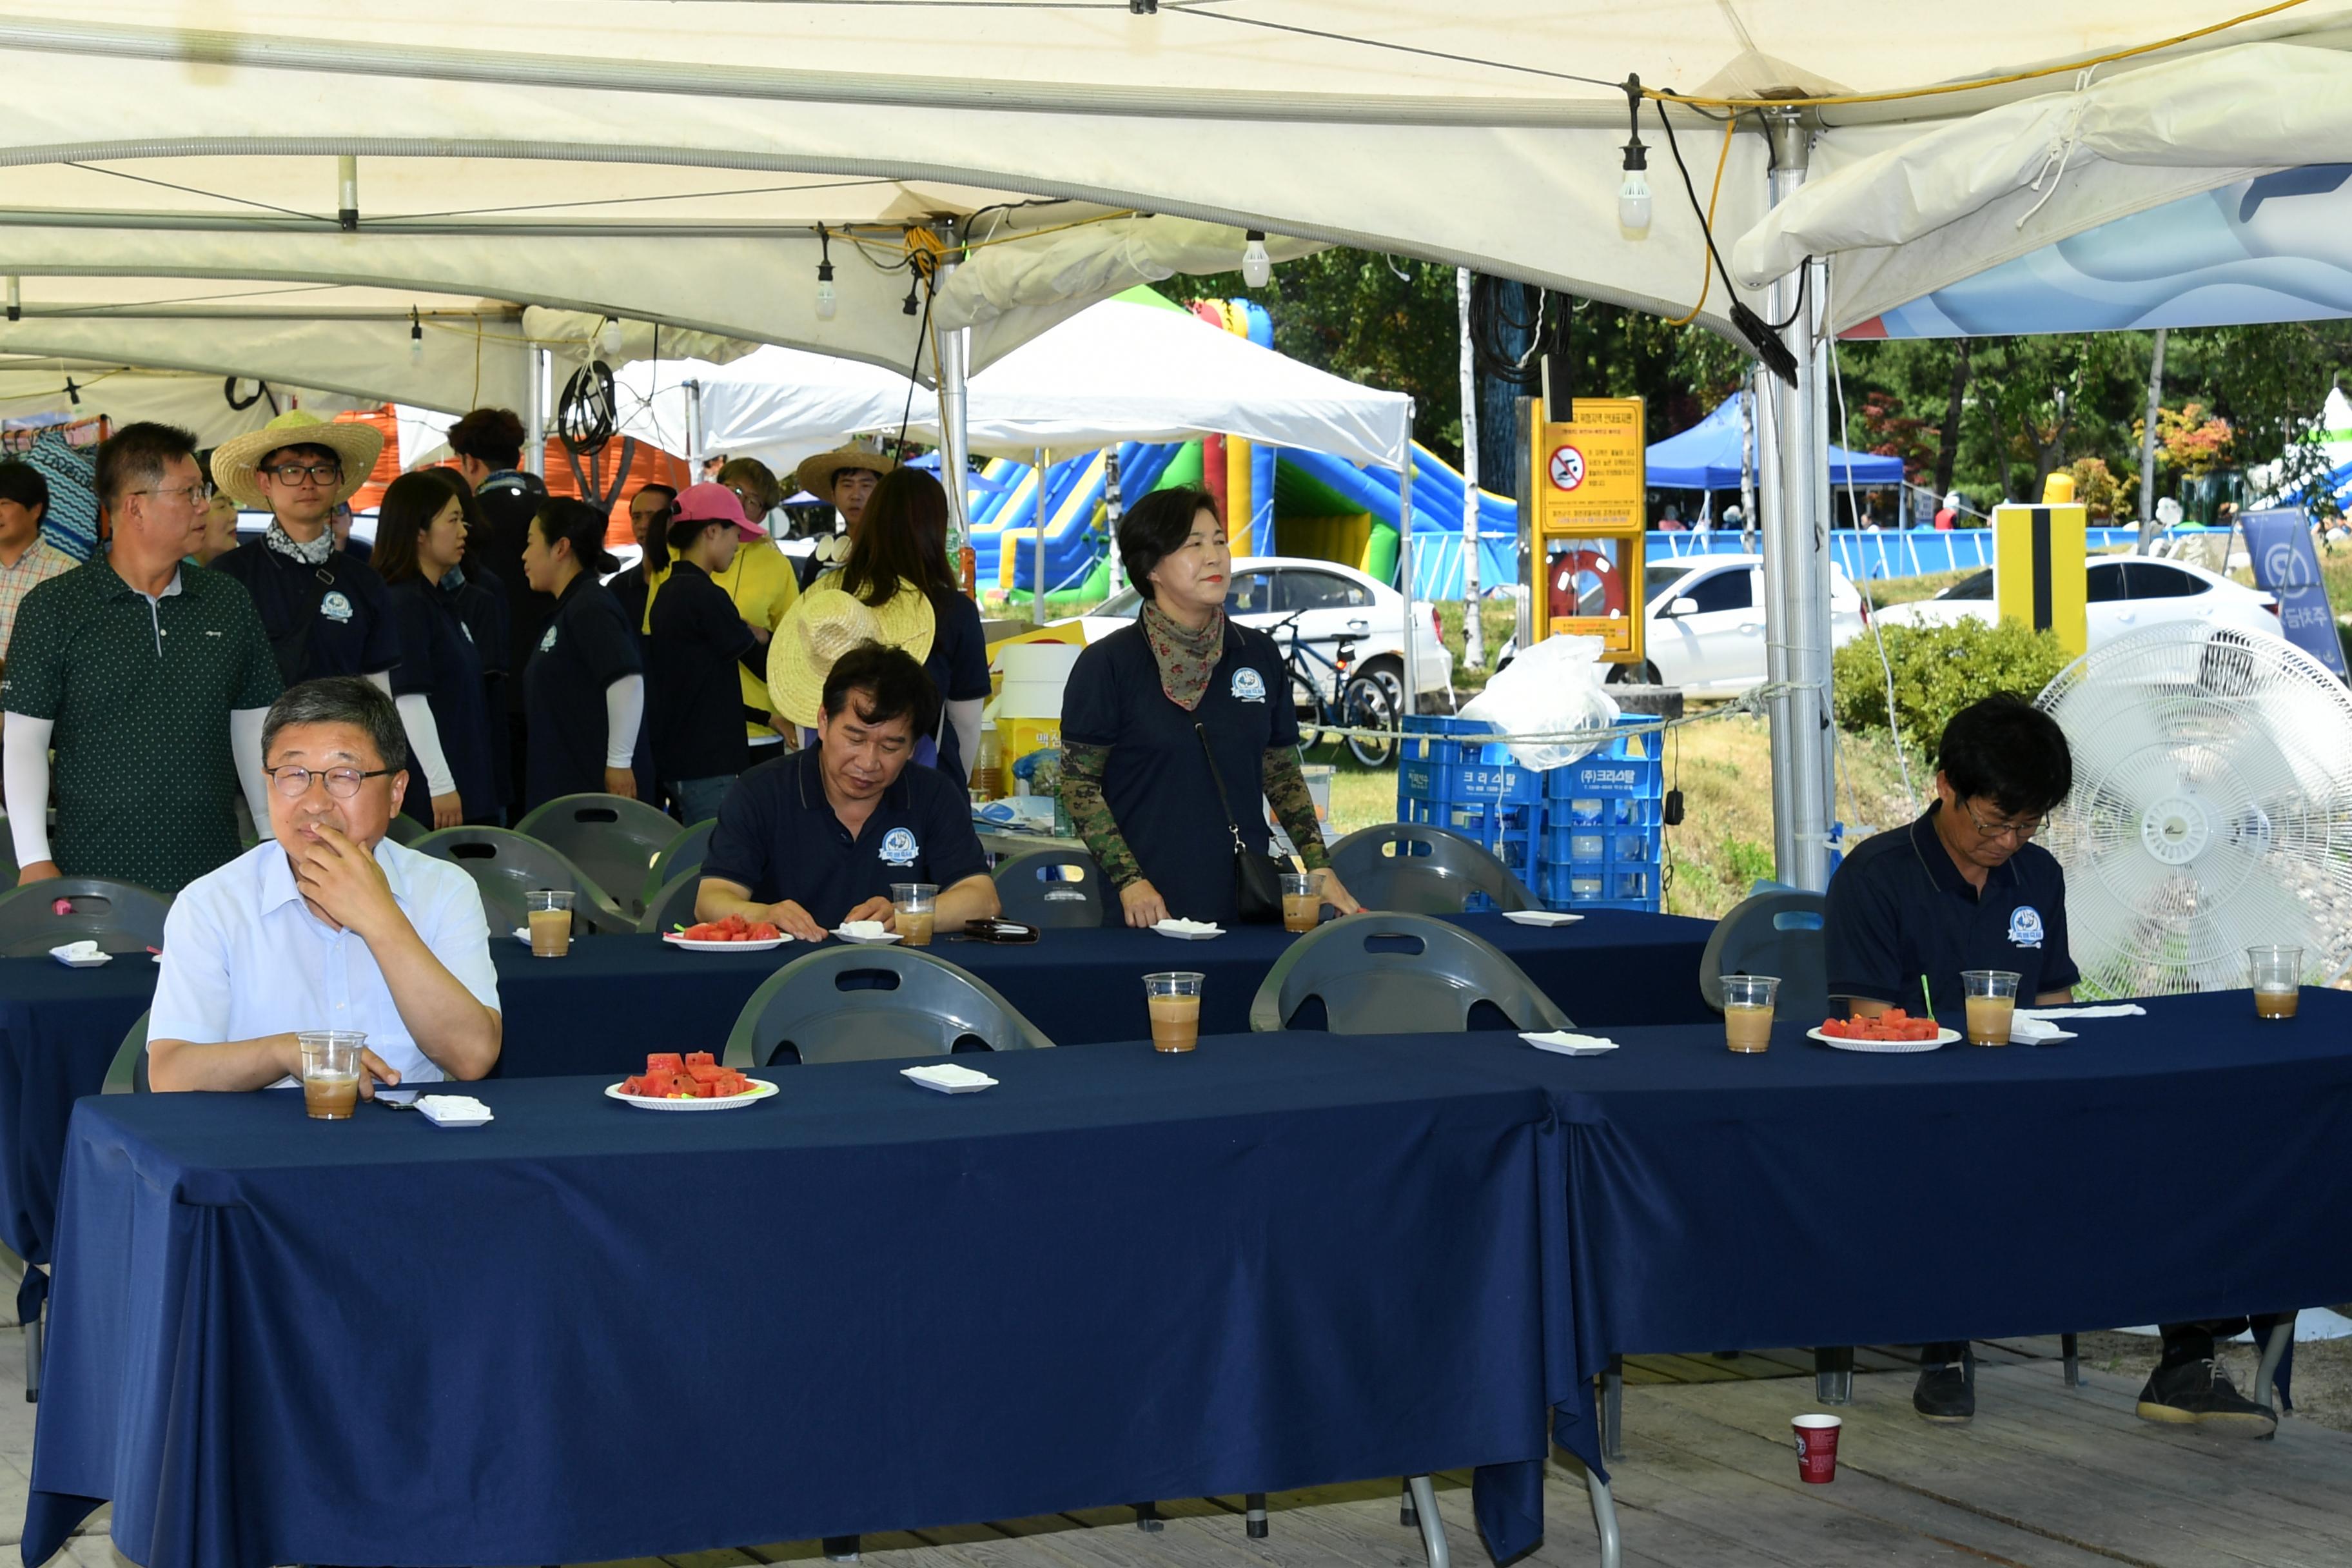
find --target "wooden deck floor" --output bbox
[6,1323,2351,1568]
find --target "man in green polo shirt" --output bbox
[2,422,280,894]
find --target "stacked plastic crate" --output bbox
[1396,718,1663,914]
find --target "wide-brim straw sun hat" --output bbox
[211,411,384,510]
[792,447,896,505]
[767,589,888,729]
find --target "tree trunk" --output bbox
[1932,338,1972,503]
[1476,280,1538,501]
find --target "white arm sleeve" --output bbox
[395,693,456,798]
[948,698,985,785]
[364,670,394,698]
[230,707,274,840]
[603,674,645,769]
[3,712,53,866]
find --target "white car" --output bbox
[1872,556,2282,647]
[1621,554,1870,695]
[1073,555,1455,712]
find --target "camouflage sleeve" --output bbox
[1060,742,1144,888]
[1262,747,1330,870]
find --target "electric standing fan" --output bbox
[2035,623,2352,997]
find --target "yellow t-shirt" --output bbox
[644,542,801,741]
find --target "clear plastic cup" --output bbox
[2248,945,2303,1019]
[1721,974,1778,1054]
[298,1030,366,1120]
[1961,969,2021,1045]
[890,882,938,948]
[525,889,575,957]
[1144,971,1204,1054]
[1280,872,1320,933]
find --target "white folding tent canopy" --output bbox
[610,349,921,484]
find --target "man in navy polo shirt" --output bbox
[695,642,997,941]
[1827,694,2274,1436]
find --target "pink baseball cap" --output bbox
[671,480,765,538]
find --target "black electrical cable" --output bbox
[1652,95,1800,385]
[1467,273,1546,387]
[894,255,937,453]
[558,358,619,456]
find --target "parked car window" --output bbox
[1224,570,1279,614]
[2121,561,2206,599]
[1680,568,1754,614]
[1644,565,1694,604]
[1278,569,1372,612]
[2084,562,2128,603]
[1097,587,1142,619]
[1940,569,1993,601]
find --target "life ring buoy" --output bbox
[1547,547,1629,622]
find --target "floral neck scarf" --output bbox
[1141,598,1226,711]
[264,518,335,567]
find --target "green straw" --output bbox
[1920,974,1937,1027]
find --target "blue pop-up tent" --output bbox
[1647,392,1905,490]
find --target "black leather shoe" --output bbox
[2136,1358,2277,1435]
[1914,1361,1974,1423]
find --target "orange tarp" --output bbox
[338,406,689,546]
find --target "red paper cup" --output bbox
[1793,1413,1841,1483]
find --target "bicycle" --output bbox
[1267,609,1399,768]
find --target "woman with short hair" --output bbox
[518,498,643,808]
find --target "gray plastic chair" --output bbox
[723,946,1055,1068]
[409,827,631,936]
[1249,912,1573,1034]
[636,867,709,936]
[991,847,1104,929]
[642,818,716,910]
[513,793,683,917]
[0,878,172,957]
[103,1009,150,1095]
[1699,888,1829,1023]
[1326,823,1536,914]
[384,814,428,847]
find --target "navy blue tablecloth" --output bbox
[0,911,1710,1305]
[26,1036,1576,1568]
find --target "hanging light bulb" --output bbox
[1241,231,1272,289]
[409,306,424,363]
[597,315,624,357]
[1618,74,1652,237]
[815,225,839,321]
[5,277,18,324]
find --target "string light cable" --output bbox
[1652,93,1801,382]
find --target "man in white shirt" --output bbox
[147,676,502,1094]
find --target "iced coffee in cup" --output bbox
[2248,945,2303,1019]
[299,1030,366,1120]
[1280,872,1320,934]
[525,889,574,957]
[1962,968,2021,1044]
[890,883,937,947]
[1144,971,1204,1054]
[1721,974,1778,1054]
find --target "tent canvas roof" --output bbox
[1647,393,1905,490]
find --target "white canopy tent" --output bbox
[611,348,920,484]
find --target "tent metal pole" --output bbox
[1455,268,1484,671]
[1760,110,1834,892]
[2136,328,2167,552]
[932,222,974,576]
[1033,447,1048,627]
[1399,411,1419,718]
[525,345,547,478]
[684,378,703,468]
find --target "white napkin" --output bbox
[511,927,530,943]
[901,1063,999,1091]
[2008,1014,2077,1044]
[1502,910,1584,927]
[1154,917,1222,936]
[416,1094,493,1124]
[49,940,104,965]
[1522,1030,1620,1057]
[2019,1003,2146,1019]
[838,919,889,939]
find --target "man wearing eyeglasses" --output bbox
[208,410,402,692]
[1,422,279,894]
[1825,693,2275,1436]
[146,676,501,1094]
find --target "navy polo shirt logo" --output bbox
[879,827,919,866]
[320,591,353,623]
[2008,905,2045,948]
[538,626,558,653]
[1231,667,1267,703]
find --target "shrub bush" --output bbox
[1832,618,2076,754]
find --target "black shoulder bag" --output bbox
[1194,721,1284,923]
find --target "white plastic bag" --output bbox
[1460,635,1620,771]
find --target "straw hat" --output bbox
[792,447,896,505]
[210,410,384,510]
[768,586,936,727]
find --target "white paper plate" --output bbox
[1153,922,1224,940]
[1502,910,1584,927]
[662,932,792,953]
[1807,1026,1960,1054]
[832,928,903,945]
[902,1064,999,1094]
[50,952,110,968]
[603,1078,779,1111]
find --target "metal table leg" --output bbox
[1600,1355,1624,1460]
[1244,1492,1268,1539]
[1405,1476,1449,1568]
[2062,1332,2080,1387]
[1559,1451,1620,1568]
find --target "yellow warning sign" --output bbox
[1532,398,1644,535]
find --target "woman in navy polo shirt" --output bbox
[1061,487,1358,927]
[373,473,496,830]
[839,468,990,783]
[519,499,643,809]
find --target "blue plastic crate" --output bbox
[1543,734,1664,807]
[1541,821,1662,867]
[1537,858,1661,910]
[1398,717,1544,810]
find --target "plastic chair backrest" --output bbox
[637,867,709,936]
[514,794,683,917]
[1699,888,1830,1022]
[1326,823,1536,915]
[407,827,631,936]
[723,946,1055,1068]
[384,814,428,847]
[104,1010,150,1094]
[0,878,172,957]
[642,818,717,909]
[1250,912,1573,1034]
[991,848,1104,929]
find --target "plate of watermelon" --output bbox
[1808,1010,1959,1054]
[663,913,790,952]
[607,1051,778,1110]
